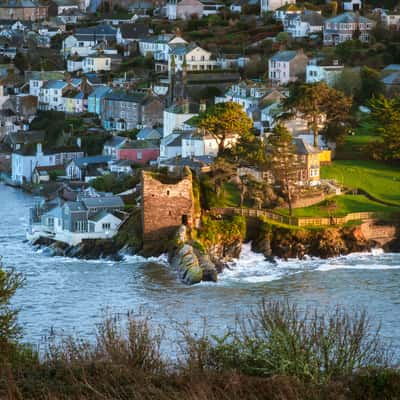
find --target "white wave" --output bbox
[217,244,400,284]
[123,253,169,266]
[219,243,306,284]
[317,263,400,272]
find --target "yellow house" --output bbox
[293,138,321,185]
[82,55,111,73]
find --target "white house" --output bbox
[260,0,296,13]
[268,50,309,85]
[343,0,362,12]
[230,3,241,12]
[11,143,83,185]
[381,10,400,29]
[323,12,375,46]
[306,58,344,86]
[103,136,127,159]
[168,43,217,73]
[163,101,201,137]
[181,131,237,157]
[28,71,65,97]
[38,80,69,111]
[283,11,324,38]
[138,33,175,59]
[29,194,125,246]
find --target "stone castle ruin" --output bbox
[141,169,195,247]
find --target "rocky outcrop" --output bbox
[251,221,376,260]
[32,237,123,260]
[168,225,219,285]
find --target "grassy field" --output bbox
[279,195,400,218]
[335,118,378,160]
[321,160,400,206]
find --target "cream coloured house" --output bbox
[82,55,111,73]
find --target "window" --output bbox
[47,217,54,227]
[137,151,142,160]
[75,220,87,232]
[102,223,111,230]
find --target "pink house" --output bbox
[117,140,160,165]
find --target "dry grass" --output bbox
[1,302,399,400]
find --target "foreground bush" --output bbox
[1,301,399,400]
[184,300,392,383]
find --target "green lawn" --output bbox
[336,118,378,160]
[217,182,241,207]
[279,195,400,218]
[321,160,400,206]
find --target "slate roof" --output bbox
[65,200,86,212]
[325,12,373,24]
[293,138,320,155]
[26,70,65,81]
[0,0,40,8]
[139,33,174,44]
[82,195,124,209]
[121,139,159,149]
[383,64,400,71]
[137,127,162,140]
[43,80,68,89]
[104,90,146,103]
[72,155,112,167]
[75,24,117,37]
[382,71,400,85]
[104,135,127,148]
[270,50,298,62]
[300,12,324,25]
[88,85,111,98]
[9,130,45,144]
[160,155,215,168]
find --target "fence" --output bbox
[209,207,379,227]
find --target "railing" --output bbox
[209,207,379,227]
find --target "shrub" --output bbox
[183,300,392,384]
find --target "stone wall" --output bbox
[141,170,195,246]
[360,219,397,246]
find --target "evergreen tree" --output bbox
[268,125,301,216]
[198,102,253,154]
[0,263,24,358]
[281,82,352,147]
[368,95,400,162]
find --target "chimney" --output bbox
[183,98,189,114]
[36,142,43,156]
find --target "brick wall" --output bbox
[141,171,194,244]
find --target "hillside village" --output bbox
[0,0,399,282]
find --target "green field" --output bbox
[336,118,378,160]
[321,160,400,206]
[279,195,400,218]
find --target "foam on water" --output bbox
[218,244,400,284]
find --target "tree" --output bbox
[268,125,301,216]
[357,66,384,104]
[368,95,400,162]
[197,102,253,154]
[335,67,361,97]
[233,131,269,170]
[0,263,24,358]
[282,82,352,147]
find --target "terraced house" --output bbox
[323,12,375,46]
[101,91,163,131]
[0,0,48,20]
